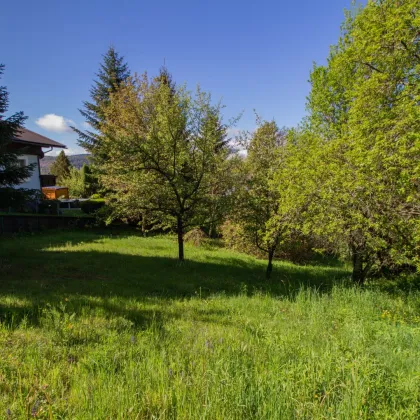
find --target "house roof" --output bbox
[13,128,66,149]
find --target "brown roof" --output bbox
[13,128,66,148]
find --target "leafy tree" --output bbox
[0,64,34,192]
[50,150,71,184]
[62,163,98,198]
[99,73,231,260]
[62,166,84,198]
[234,118,287,278]
[74,47,130,155]
[276,0,420,283]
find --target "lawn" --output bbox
[0,231,419,419]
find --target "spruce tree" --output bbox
[50,150,71,185]
[74,47,130,155]
[0,64,34,190]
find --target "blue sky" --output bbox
[2,0,364,155]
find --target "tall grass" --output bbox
[0,232,419,418]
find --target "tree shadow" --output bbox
[0,230,351,329]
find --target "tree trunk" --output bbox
[141,212,147,237]
[208,223,214,239]
[351,247,364,285]
[266,249,274,280]
[177,215,184,261]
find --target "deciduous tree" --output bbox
[234,118,288,278]
[99,73,231,260]
[276,0,420,283]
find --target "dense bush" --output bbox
[184,227,209,247]
[221,220,320,264]
[0,188,42,213]
[38,199,60,215]
[220,220,261,256]
[80,199,106,214]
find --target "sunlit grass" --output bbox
[0,231,419,418]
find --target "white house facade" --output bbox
[10,128,66,190]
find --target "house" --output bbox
[10,128,66,190]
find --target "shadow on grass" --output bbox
[0,230,351,328]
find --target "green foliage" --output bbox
[38,199,60,215]
[49,150,71,184]
[62,166,84,198]
[74,46,130,157]
[80,198,105,214]
[0,64,35,193]
[99,71,233,260]
[0,231,419,418]
[183,227,209,247]
[273,1,420,283]
[0,188,42,212]
[221,219,321,265]
[232,118,288,277]
[63,164,98,198]
[221,219,261,256]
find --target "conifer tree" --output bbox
[0,64,34,190]
[74,47,130,155]
[50,150,71,184]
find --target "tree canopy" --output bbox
[233,118,288,278]
[273,0,420,282]
[0,64,34,189]
[98,72,232,260]
[50,150,72,185]
[74,46,130,157]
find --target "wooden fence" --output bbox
[0,214,92,234]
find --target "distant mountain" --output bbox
[40,154,91,174]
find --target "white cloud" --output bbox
[35,113,75,133]
[46,147,86,157]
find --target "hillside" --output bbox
[40,154,91,174]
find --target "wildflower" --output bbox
[6,408,11,417]
[130,335,136,344]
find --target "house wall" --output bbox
[15,154,41,190]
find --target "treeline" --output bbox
[73,0,418,283]
[48,150,98,198]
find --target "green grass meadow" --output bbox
[0,231,419,418]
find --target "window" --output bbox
[17,157,32,183]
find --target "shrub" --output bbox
[80,199,105,214]
[38,199,60,215]
[220,220,263,257]
[0,188,43,213]
[184,227,209,247]
[276,234,318,265]
[221,220,321,264]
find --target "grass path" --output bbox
[0,231,419,418]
